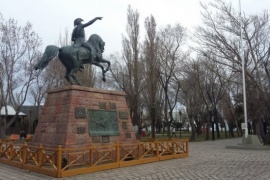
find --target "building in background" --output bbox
[0,105,26,134]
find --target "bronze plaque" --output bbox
[41,126,46,133]
[102,136,110,143]
[88,110,119,136]
[125,133,131,139]
[122,122,127,130]
[77,126,85,134]
[99,102,106,109]
[109,103,116,109]
[119,111,129,120]
[92,136,101,143]
[75,107,86,119]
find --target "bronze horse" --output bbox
[34,34,110,85]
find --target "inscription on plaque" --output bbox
[88,110,119,136]
[77,126,85,134]
[122,122,127,130]
[109,103,116,109]
[99,102,106,109]
[119,111,129,120]
[75,107,86,119]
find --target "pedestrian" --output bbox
[19,131,24,141]
[20,130,27,142]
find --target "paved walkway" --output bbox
[1,138,270,180]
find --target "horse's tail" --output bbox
[34,45,59,70]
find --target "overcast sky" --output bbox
[1,0,270,56]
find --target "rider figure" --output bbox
[71,17,103,69]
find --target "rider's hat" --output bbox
[74,18,84,26]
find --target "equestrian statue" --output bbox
[34,17,110,85]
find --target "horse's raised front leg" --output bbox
[99,59,111,73]
[91,62,106,82]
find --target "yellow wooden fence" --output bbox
[0,139,188,178]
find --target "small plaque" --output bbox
[125,133,131,139]
[75,107,86,119]
[99,102,106,109]
[92,136,101,143]
[122,122,127,130]
[77,126,85,134]
[41,126,46,133]
[109,103,116,109]
[119,111,129,120]
[102,136,110,143]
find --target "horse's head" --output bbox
[86,34,110,82]
[87,34,105,53]
[99,41,105,53]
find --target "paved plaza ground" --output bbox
[0,138,270,180]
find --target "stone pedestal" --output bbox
[31,85,136,148]
[242,135,262,145]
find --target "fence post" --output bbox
[9,143,14,160]
[172,139,175,155]
[38,144,43,167]
[57,145,62,178]
[186,139,189,155]
[0,139,2,154]
[155,140,159,157]
[89,146,93,166]
[116,142,120,165]
[22,143,27,164]
[137,141,140,159]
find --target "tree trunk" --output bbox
[252,122,257,135]
[0,127,5,139]
[224,122,228,138]
[189,115,196,141]
[215,121,220,138]
[214,108,220,138]
[205,122,210,140]
[228,122,235,137]
[259,121,267,143]
[151,105,156,139]
[0,115,7,139]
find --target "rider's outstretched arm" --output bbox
[82,17,103,28]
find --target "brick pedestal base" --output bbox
[31,85,136,148]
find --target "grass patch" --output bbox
[139,131,241,142]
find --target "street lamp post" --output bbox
[239,0,248,138]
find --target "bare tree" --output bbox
[194,0,270,143]
[177,60,206,141]
[198,56,232,139]
[110,5,144,127]
[142,15,160,138]
[157,24,187,137]
[0,15,42,138]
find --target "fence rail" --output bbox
[0,139,188,178]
